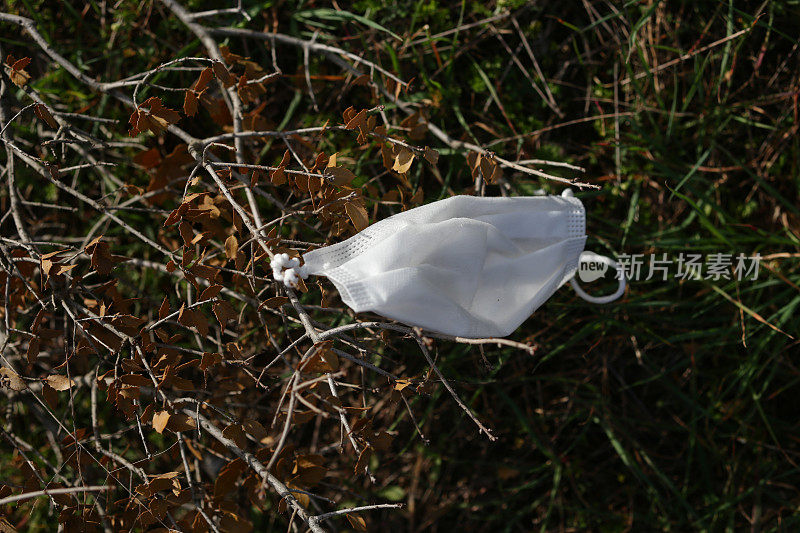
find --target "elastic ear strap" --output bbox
[569,253,626,304]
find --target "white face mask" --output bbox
[273,190,625,338]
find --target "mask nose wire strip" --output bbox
[569,253,626,304]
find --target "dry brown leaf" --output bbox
[345,109,366,129]
[392,147,415,174]
[200,352,222,371]
[242,420,267,440]
[213,301,237,326]
[489,163,503,183]
[325,166,356,186]
[42,383,58,410]
[270,166,286,185]
[214,460,243,500]
[212,61,236,87]
[179,221,194,246]
[423,146,439,165]
[191,66,214,92]
[222,424,247,449]
[394,379,413,392]
[0,367,25,392]
[480,156,494,181]
[152,411,171,434]
[46,374,74,391]
[183,90,198,117]
[158,297,170,319]
[381,143,396,170]
[346,514,367,532]
[259,296,288,310]
[34,104,58,128]
[26,337,40,365]
[467,151,480,173]
[166,413,196,432]
[224,235,238,260]
[345,202,369,232]
[354,446,372,475]
[120,374,152,387]
[8,56,31,86]
[130,97,180,136]
[199,284,223,300]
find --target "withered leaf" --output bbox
[172,376,195,391]
[42,383,58,410]
[152,411,171,434]
[130,97,180,136]
[344,202,369,232]
[26,337,40,365]
[381,142,396,170]
[300,342,338,373]
[346,514,367,532]
[370,431,393,451]
[194,312,209,337]
[394,379,413,392]
[467,151,480,169]
[242,420,267,440]
[134,147,162,169]
[224,234,238,260]
[120,374,152,387]
[183,90,198,117]
[213,301,237,326]
[237,74,265,103]
[259,296,288,310]
[34,104,58,128]
[214,459,245,500]
[279,150,291,167]
[392,147,415,174]
[489,163,503,183]
[480,156,494,182]
[158,297,170,319]
[423,146,439,165]
[345,109,366,130]
[8,56,31,86]
[325,166,356,186]
[179,221,194,246]
[200,352,222,371]
[294,174,310,192]
[235,250,247,271]
[0,367,25,391]
[354,446,372,475]
[10,56,31,71]
[212,61,236,87]
[222,424,247,449]
[270,166,286,185]
[46,374,74,391]
[191,66,214,92]
[410,187,424,205]
[166,413,196,432]
[199,284,223,300]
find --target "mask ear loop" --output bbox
[569,251,626,304]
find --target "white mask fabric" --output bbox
[273,190,626,338]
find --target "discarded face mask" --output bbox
[272,190,626,338]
